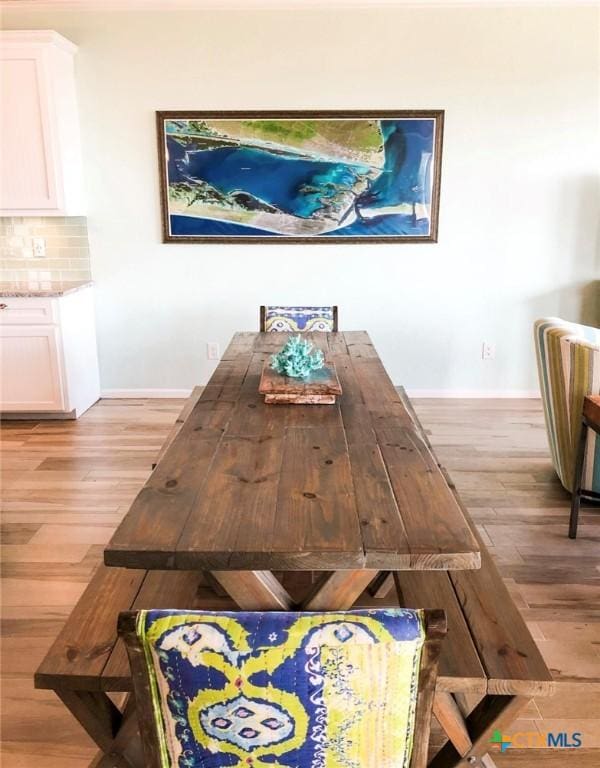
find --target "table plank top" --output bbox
[105,332,480,571]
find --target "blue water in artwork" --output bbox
[171,215,279,237]
[167,118,436,237]
[170,213,429,238]
[171,145,367,219]
[329,212,430,237]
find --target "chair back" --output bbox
[534,317,600,493]
[260,305,338,332]
[119,607,446,768]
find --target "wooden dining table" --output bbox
[105,331,480,611]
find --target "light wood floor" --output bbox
[1,397,599,766]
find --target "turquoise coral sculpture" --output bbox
[271,335,325,379]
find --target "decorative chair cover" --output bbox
[131,608,426,767]
[264,306,336,333]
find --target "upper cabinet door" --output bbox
[0,44,60,211]
[0,31,85,216]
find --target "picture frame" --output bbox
[157,110,444,244]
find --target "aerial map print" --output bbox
[158,112,443,242]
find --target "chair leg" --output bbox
[569,420,588,539]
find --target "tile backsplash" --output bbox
[0,217,91,282]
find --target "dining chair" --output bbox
[260,305,338,332]
[534,318,600,499]
[119,607,446,768]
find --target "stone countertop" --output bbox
[0,280,93,297]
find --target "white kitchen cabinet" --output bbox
[0,30,85,215]
[0,285,100,417]
[0,325,65,411]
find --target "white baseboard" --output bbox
[405,389,540,398]
[101,389,194,398]
[101,387,540,400]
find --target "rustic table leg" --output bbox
[209,569,378,611]
[368,570,395,598]
[428,694,530,767]
[302,569,379,610]
[203,570,229,597]
[210,570,295,610]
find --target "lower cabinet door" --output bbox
[0,325,65,411]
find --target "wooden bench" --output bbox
[35,566,232,768]
[35,388,555,768]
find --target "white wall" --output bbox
[2,3,599,394]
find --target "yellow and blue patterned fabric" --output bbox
[264,306,335,333]
[534,318,600,493]
[136,608,425,768]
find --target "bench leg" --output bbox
[55,690,142,768]
[92,752,135,768]
[429,694,529,767]
[433,692,474,759]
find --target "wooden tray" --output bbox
[259,361,342,404]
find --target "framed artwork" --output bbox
[157,110,444,243]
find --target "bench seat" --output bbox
[35,566,233,693]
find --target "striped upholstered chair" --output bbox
[534,318,600,496]
[119,607,445,768]
[260,306,338,333]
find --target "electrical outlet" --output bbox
[206,342,220,360]
[32,237,46,258]
[482,341,496,360]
